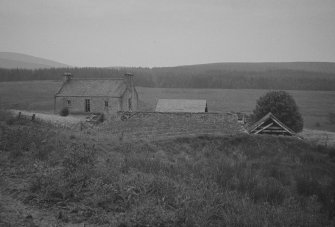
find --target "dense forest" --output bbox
[1,62,335,90]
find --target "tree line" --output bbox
[0,67,335,91]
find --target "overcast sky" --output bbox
[0,0,335,67]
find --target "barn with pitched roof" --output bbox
[54,73,138,115]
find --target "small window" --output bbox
[67,100,71,106]
[104,101,108,107]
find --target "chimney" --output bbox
[124,73,135,111]
[124,73,134,92]
[63,72,72,83]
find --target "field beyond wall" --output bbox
[1,80,335,132]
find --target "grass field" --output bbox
[0,116,335,226]
[1,80,335,131]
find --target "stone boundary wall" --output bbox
[117,111,239,123]
[104,111,246,141]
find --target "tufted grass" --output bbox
[1,120,335,226]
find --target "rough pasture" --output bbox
[1,81,335,131]
[0,116,335,226]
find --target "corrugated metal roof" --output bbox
[55,79,127,97]
[155,99,207,112]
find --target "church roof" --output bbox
[55,78,127,97]
[155,99,207,112]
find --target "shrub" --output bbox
[0,109,18,125]
[329,147,335,159]
[252,90,303,132]
[252,177,286,205]
[267,166,290,185]
[6,118,16,125]
[146,176,178,207]
[62,143,96,178]
[328,112,335,125]
[0,109,12,121]
[0,126,49,163]
[59,107,69,116]
[314,144,335,159]
[296,176,322,197]
[29,143,97,203]
[85,178,124,213]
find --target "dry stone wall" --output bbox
[104,112,246,141]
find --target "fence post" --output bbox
[18,112,21,119]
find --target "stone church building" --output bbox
[54,73,138,115]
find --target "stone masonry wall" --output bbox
[56,96,121,114]
[103,112,246,141]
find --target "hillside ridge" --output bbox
[0,52,69,69]
[153,62,335,74]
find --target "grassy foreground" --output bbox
[1,113,335,226]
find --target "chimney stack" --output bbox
[124,73,134,91]
[124,73,136,111]
[63,72,72,83]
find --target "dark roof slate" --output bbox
[55,79,127,97]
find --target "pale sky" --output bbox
[0,0,335,67]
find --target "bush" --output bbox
[252,90,304,132]
[0,126,48,162]
[314,144,335,159]
[29,143,97,203]
[252,177,286,205]
[329,112,335,125]
[59,107,69,117]
[296,176,322,197]
[6,118,16,125]
[0,109,15,124]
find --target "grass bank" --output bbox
[0,115,335,226]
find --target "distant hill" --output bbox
[154,62,335,74]
[149,62,335,89]
[0,52,69,69]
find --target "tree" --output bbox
[328,112,335,125]
[59,107,69,117]
[252,90,303,132]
